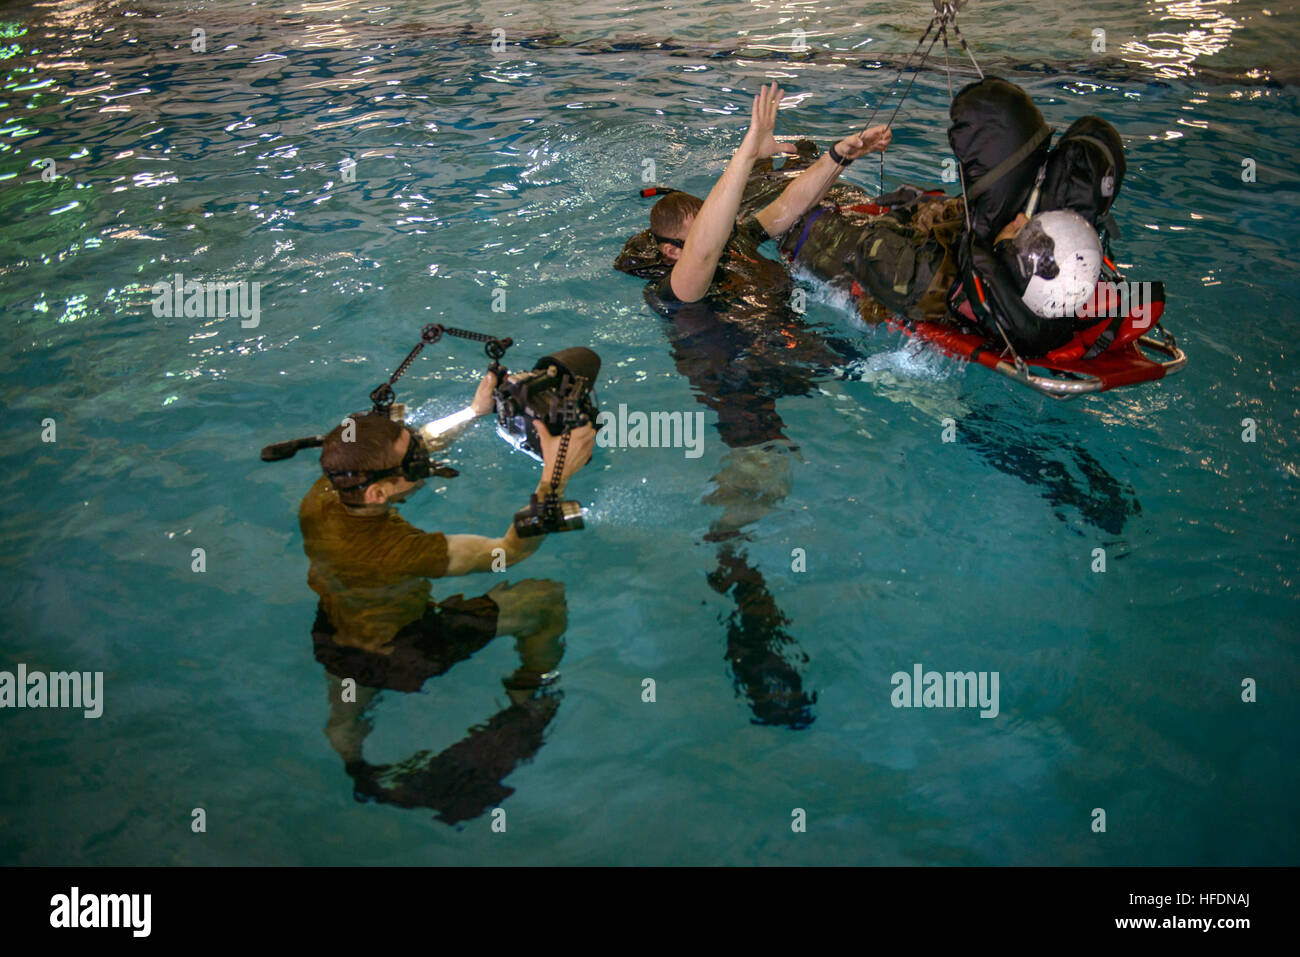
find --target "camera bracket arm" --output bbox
[261,323,515,464]
[369,323,514,418]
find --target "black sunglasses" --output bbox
[651,232,685,249]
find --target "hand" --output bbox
[470,370,497,415]
[835,124,891,161]
[537,421,595,489]
[742,83,797,158]
[995,213,1029,245]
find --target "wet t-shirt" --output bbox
[630,217,847,448]
[299,476,450,651]
[653,217,786,306]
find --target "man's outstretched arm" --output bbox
[754,124,893,239]
[441,423,596,576]
[668,83,795,303]
[418,371,497,453]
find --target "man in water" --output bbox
[614,85,889,729]
[299,372,595,824]
[647,83,891,307]
[619,84,895,452]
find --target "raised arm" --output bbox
[754,124,892,238]
[668,83,795,303]
[418,370,497,453]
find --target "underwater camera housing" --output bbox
[494,347,601,538]
[494,347,601,462]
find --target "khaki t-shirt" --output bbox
[298,476,450,651]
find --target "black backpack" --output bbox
[948,77,1053,243]
[1040,115,1126,242]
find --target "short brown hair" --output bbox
[320,413,404,504]
[650,192,703,242]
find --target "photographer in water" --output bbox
[296,366,595,824]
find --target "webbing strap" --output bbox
[791,206,829,259]
[966,124,1052,202]
[1059,132,1119,220]
[1063,134,1117,174]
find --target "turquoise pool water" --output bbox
[0,0,1296,865]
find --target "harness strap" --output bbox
[965,124,1052,203]
[1063,134,1117,175]
[1081,314,1127,361]
[790,206,829,259]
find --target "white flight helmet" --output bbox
[1012,210,1102,319]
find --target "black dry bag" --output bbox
[948,77,1053,242]
[1040,115,1126,238]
